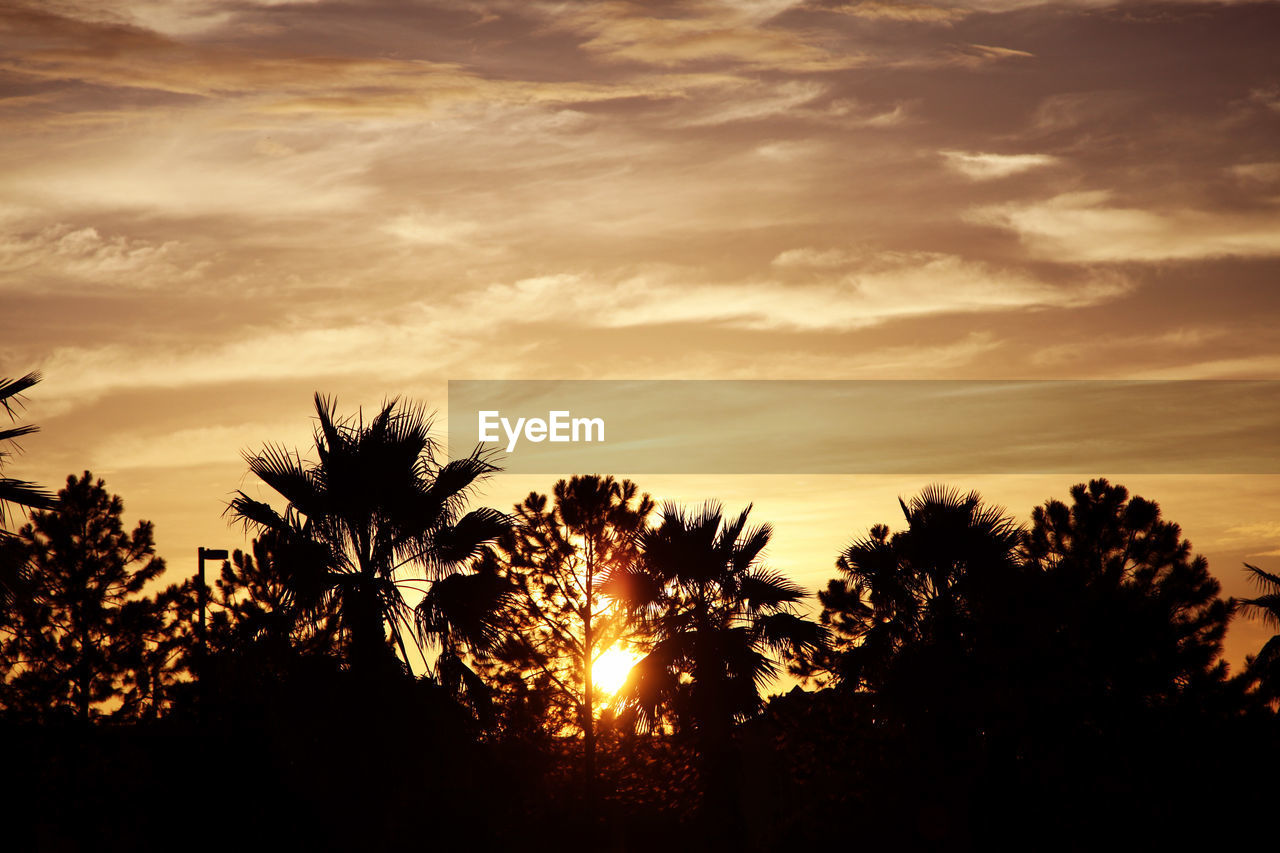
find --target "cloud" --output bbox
[1029,328,1230,371]
[771,247,863,268]
[0,4,700,119]
[34,311,474,411]
[474,253,1128,332]
[382,212,482,246]
[941,150,1058,179]
[702,331,1004,378]
[1129,355,1280,381]
[679,79,826,125]
[953,43,1033,62]
[833,2,971,24]
[90,420,309,470]
[0,223,206,290]
[28,250,1128,416]
[1230,162,1280,186]
[552,1,861,71]
[974,191,1280,262]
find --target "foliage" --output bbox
[801,485,1023,691]
[481,476,654,741]
[205,535,343,665]
[0,472,186,721]
[611,502,825,735]
[0,371,56,532]
[0,372,56,624]
[799,480,1247,847]
[810,480,1232,707]
[1024,478,1232,702]
[1234,562,1280,701]
[227,394,510,682]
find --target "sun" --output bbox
[592,646,642,696]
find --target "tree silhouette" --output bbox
[1234,563,1280,701]
[609,502,824,830]
[1025,478,1231,703]
[0,372,55,531]
[204,535,342,666]
[227,394,509,680]
[805,480,1241,846]
[801,485,1023,691]
[0,372,56,625]
[0,472,184,721]
[481,475,653,803]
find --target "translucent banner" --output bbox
[446,380,1280,474]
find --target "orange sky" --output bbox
[3,0,1280,674]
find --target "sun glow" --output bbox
[592,646,642,696]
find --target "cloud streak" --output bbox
[975,192,1280,262]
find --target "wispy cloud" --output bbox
[551,1,862,71]
[941,150,1058,179]
[832,2,971,24]
[973,191,1280,262]
[0,223,206,290]
[474,254,1129,332]
[771,247,864,268]
[90,420,310,470]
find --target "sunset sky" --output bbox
[3,0,1279,670]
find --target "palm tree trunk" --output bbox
[347,583,395,678]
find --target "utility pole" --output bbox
[196,547,228,713]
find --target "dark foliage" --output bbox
[227,394,510,688]
[0,472,188,722]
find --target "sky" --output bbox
[3,0,1280,672]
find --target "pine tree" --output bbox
[480,475,653,800]
[0,472,182,721]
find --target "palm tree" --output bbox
[811,485,1024,691]
[1,371,55,626]
[1239,562,1280,700]
[609,502,824,825]
[0,372,55,530]
[227,394,509,680]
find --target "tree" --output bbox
[804,482,1238,846]
[0,372,55,530]
[1024,478,1231,704]
[227,394,509,680]
[1233,563,1280,702]
[205,535,343,666]
[802,485,1024,691]
[0,372,56,624]
[480,475,653,797]
[810,480,1231,705]
[0,472,184,721]
[609,502,824,828]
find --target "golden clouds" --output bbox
[552,1,861,70]
[3,0,1279,479]
[941,150,1057,179]
[974,192,1280,262]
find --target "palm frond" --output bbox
[0,372,41,415]
[0,477,57,518]
[754,611,829,656]
[225,493,290,534]
[416,568,512,652]
[1244,562,1280,592]
[418,507,511,574]
[738,568,806,611]
[0,424,38,445]
[613,642,683,733]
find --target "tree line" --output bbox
[2,382,1279,850]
